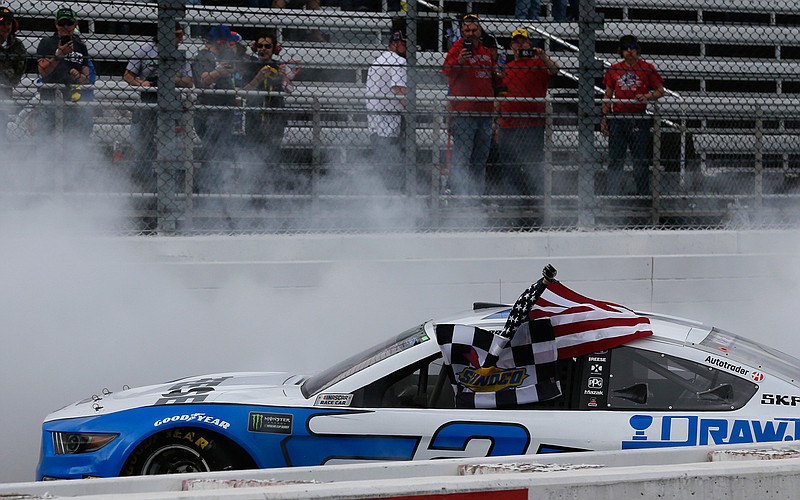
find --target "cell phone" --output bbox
[60,35,72,45]
[463,39,474,51]
[519,49,534,59]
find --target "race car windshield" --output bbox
[701,327,800,383]
[302,324,430,397]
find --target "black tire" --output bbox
[120,427,248,476]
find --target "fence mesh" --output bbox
[1,0,800,234]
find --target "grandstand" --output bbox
[3,0,800,232]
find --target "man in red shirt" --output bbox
[498,27,559,197]
[601,34,665,196]
[442,13,498,197]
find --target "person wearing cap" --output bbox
[601,34,664,197]
[497,27,559,199]
[192,24,239,193]
[365,30,407,192]
[442,13,499,198]
[123,21,193,191]
[35,7,91,135]
[240,33,294,193]
[0,6,26,142]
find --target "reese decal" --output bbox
[249,412,293,434]
[622,414,800,449]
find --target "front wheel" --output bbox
[121,428,247,476]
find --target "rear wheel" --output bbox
[121,428,250,476]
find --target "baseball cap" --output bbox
[55,7,77,23]
[206,24,236,42]
[389,30,406,42]
[0,6,15,23]
[511,28,529,39]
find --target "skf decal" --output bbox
[249,412,292,434]
[457,366,528,392]
[752,371,765,382]
[622,414,800,449]
[315,394,353,407]
[154,376,232,405]
[705,356,749,377]
[153,413,230,429]
[761,394,800,406]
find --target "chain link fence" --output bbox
[1,0,799,233]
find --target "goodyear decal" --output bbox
[456,366,528,392]
[622,414,800,449]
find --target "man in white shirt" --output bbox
[366,30,407,192]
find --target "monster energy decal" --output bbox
[248,412,293,434]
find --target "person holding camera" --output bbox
[441,13,498,199]
[600,34,664,197]
[35,7,91,136]
[192,24,239,193]
[240,33,294,193]
[366,30,407,193]
[497,27,559,198]
[123,21,193,191]
[0,6,26,143]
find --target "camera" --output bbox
[59,35,72,46]
[519,49,534,59]
[145,75,158,87]
[463,39,474,51]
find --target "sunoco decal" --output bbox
[705,356,749,377]
[248,412,292,434]
[153,413,230,429]
[457,366,528,392]
[622,414,800,449]
[315,394,353,406]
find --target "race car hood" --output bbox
[44,372,308,421]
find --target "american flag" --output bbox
[436,277,652,408]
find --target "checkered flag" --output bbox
[435,321,561,408]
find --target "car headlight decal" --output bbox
[52,432,118,454]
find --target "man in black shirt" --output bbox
[36,7,91,136]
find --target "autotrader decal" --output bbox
[704,356,750,377]
[622,414,800,449]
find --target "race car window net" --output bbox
[608,346,757,411]
[700,328,800,384]
[302,324,430,397]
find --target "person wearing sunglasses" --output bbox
[600,34,664,198]
[123,21,193,191]
[35,7,91,136]
[240,33,294,193]
[442,13,499,198]
[0,6,26,143]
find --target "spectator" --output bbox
[366,30,407,192]
[601,34,664,197]
[271,0,325,42]
[123,21,193,190]
[240,33,293,192]
[192,24,238,192]
[515,0,539,20]
[552,0,578,21]
[497,27,559,197]
[0,6,26,143]
[36,6,91,136]
[441,13,497,198]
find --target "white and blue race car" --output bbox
[37,303,800,479]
